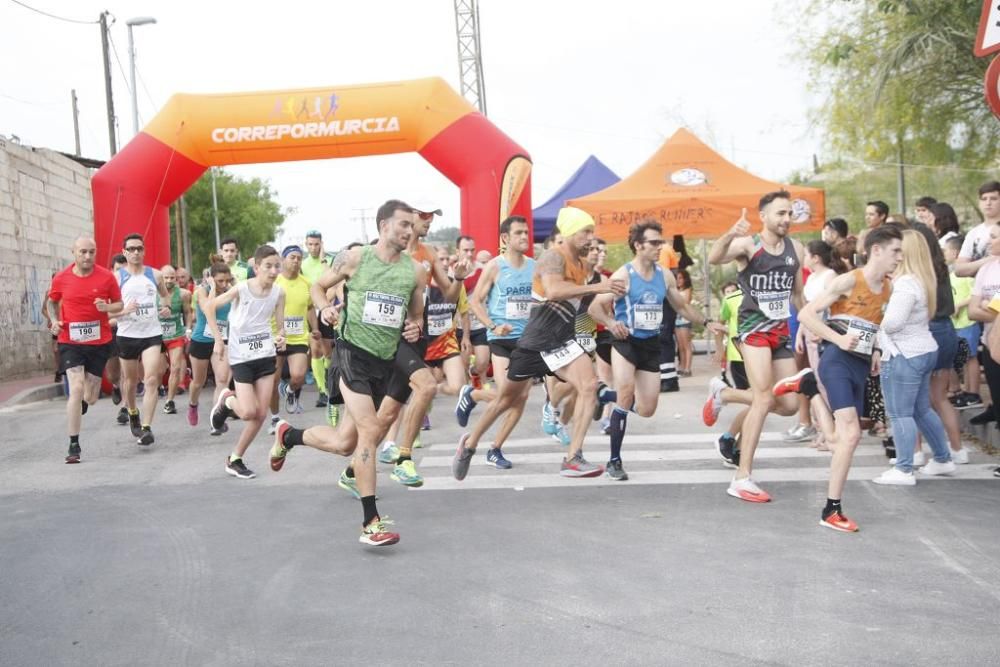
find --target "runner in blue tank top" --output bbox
[457,216,536,467]
[707,191,806,503]
[590,220,720,480]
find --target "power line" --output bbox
[107,33,132,96]
[0,92,62,107]
[135,66,158,113]
[8,0,98,24]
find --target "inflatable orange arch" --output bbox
[92,77,533,267]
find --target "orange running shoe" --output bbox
[726,477,772,503]
[820,511,859,533]
[772,368,815,397]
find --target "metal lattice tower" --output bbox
[453,0,487,115]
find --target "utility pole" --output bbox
[210,167,221,250]
[99,12,117,156]
[896,142,907,217]
[453,0,488,114]
[70,89,81,156]
[352,208,372,243]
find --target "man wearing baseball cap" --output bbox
[452,207,627,480]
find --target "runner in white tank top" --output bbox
[204,245,287,480]
[115,233,169,447]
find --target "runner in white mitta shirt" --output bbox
[205,245,287,480]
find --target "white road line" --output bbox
[411,466,999,492]
[421,431,792,451]
[415,445,886,468]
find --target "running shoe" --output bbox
[136,382,145,397]
[211,389,234,434]
[872,467,915,485]
[455,384,477,427]
[959,393,982,409]
[486,447,512,469]
[772,368,815,397]
[919,459,957,476]
[225,457,255,479]
[660,377,679,393]
[727,477,771,503]
[560,452,603,478]
[970,408,997,425]
[187,404,198,426]
[820,511,859,533]
[390,460,424,487]
[702,376,727,427]
[379,441,400,465]
[292,394,305,415]
[594,382,613,421]
[605,459,628,481]
[267,415,280,436]
[337,469,361,500]
[137,427,154,446]
[116,407,129,425]
[951,447,969,465]
[422,414,431,431]
[281,381,295,414]
[599,418,611,435]
[452,433,475,481]
[81,400,89,416]
[359,516,399,547]
[128,410,142,437]
[270,420,291,471]
[326,401,340,427]
[783,424,817,443]
[163,399,176,415]
[552,424,571,446]
[993,466,1000,478]
[157,385,167,398]
[111,384,122,405]
[716,434,740,468]
[65,443,81,464]
[315,392,328,409]
[541,401,559,435]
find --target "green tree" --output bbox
[798,0,998,215]
[172,169,288,274]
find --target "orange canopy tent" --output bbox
[567,129,825,242]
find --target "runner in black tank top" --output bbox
[707,192,805,504]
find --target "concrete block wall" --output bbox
[0,139,94,379]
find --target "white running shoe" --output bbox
[920,459,957,476]
[951,448,969,465]
[872,467,916,486]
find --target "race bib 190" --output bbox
[362,292,404,328]
[633,304,663,331]
[69,321,100,343]
[540,339,585,372]
[758,291,791,321]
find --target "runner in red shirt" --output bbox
[457,235,492,387]
[47,237,126,463]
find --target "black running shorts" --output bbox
[59,342,113,377]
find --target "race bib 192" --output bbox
[362,292,404,328]
[505,296,532,320]
[69,320,100,343]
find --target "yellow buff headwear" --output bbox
[556,207,595,238]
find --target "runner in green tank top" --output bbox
[158,265,192,416]
[267,199,427,548]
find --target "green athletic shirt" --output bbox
[159,285,185,341]
[301,254,332,284]
[720,290,743,363]
[340,246,416,360]
[950,271,974,330]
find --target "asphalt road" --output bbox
[2,367,998,666]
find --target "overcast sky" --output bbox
[2,0,822,250]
